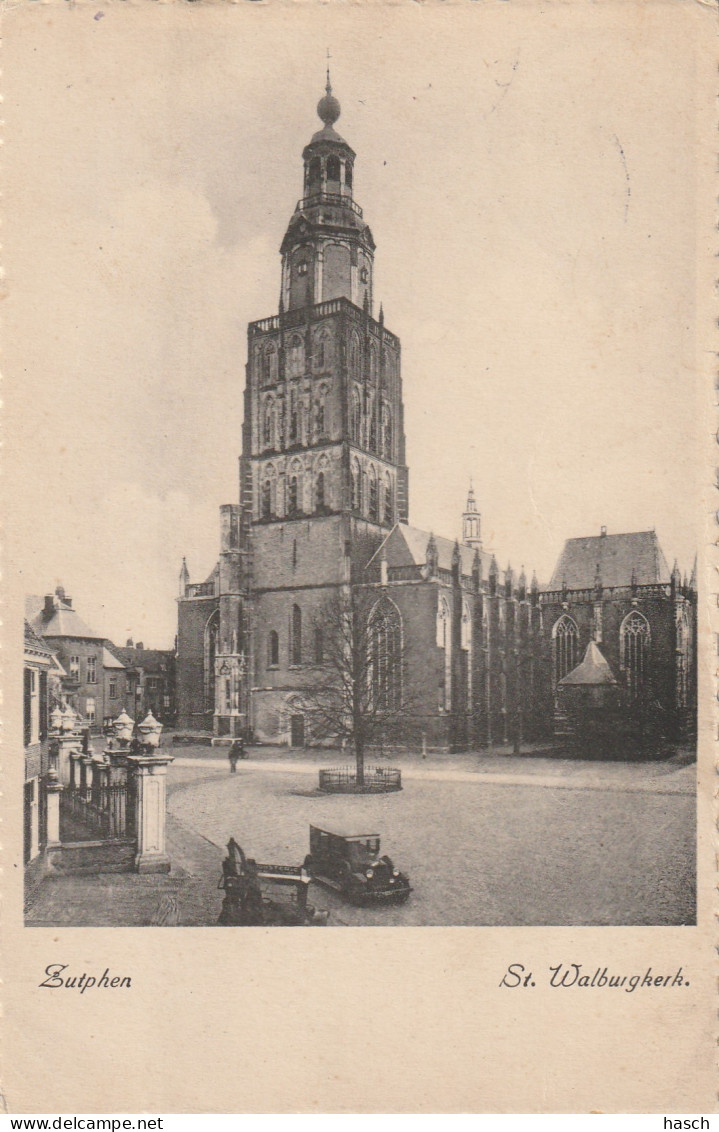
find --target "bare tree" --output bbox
[303,586,413,785]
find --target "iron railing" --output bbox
[60,784,133,841]
[318,765,402,793]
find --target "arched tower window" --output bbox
[314,328,332,371]
[382,403,393,460]
[288,335,304,378]
[461,600,471,650]
[204,610,219,712]
[290,604,302,667]
[308,156,322,192]
[369,598,402,711]
[268,630,279,668]
[351,388,362,445]
[262,397,274,448]
[368,465,378,521]
[383,472,393,525]
[368,395,377,452]
[315,383,328,439]
[437,597,451,650]
[620,611,651,701]
[369,343,378,381]
[351,458,361,511]
[552,614,579,684]
[262,344,277,386]
[316,471,326,511]
[289,388,299,443]
[345,161,353,190]
[261,480,272,520]
[326,154,341,184]
[349,333,361,379]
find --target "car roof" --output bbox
[310,825,380,840]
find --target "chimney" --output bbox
[43,594,55,618]
[136,642,144,651]
[600,526,607,537]
[126,638,134,648]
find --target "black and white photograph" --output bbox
[4,0,715,1114]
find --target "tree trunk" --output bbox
[354,735,365,787]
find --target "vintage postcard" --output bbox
[2,0,716,1114]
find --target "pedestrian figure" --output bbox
[228,739,242,773]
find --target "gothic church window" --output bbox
[620,611,650,701]
[263,399,274,448]
[290,604,302,667]
[369,598,402,711]
[313,626,324,665]
[288,476,299,515]
[382,403,393,460]
[268,631,279,668]
[314,329,332,371]
[461,600,471,650]
[204,611,219,712]
[437,597,451,650]
[349,334,361,379]
[552,614,579,684]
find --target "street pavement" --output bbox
[167,747,695,927]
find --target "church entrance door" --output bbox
[290,714,305,748]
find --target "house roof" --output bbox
[25,595,103,641]
[111,646,172,673]
[548,530,670,590]
[558,641,619,686]
[102,646,126,670]
[366,523,495,578]
[24,619,55,661]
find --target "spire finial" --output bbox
[317,53,340,127]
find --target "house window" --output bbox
[69,655,80,681]
[290,604,302,667]
[552,615,579,684]
[620,611,651,701]
[86,655,97,684]
[85,697,96,725]
[268,630,279,668]
[109,679,117,699]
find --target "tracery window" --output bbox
[620,611,651,701]
[369,598,402,711]
[552,614,579,684]
[262,399,274,448]
[437,597,451,650]
[349,334,361,379]
[289,389,299,442]
[315,328,332,371]
[461,600,471,650]
[268,630,279,668]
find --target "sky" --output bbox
[5,3,703,648]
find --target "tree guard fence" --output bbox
[318,765,402,794]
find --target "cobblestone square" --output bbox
[167,749,696,927]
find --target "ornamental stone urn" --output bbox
[137,710,163,750]
[61,704,79,734]
[49,705,64,734]
[113,709,135,747]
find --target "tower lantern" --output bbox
[462,482,482,550]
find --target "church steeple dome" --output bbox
[317,70,341,128]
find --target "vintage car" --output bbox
[303,825,411,906]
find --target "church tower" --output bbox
[462,482,482,550]
[240,76,409,744]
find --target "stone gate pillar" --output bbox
[126,753,174,874]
